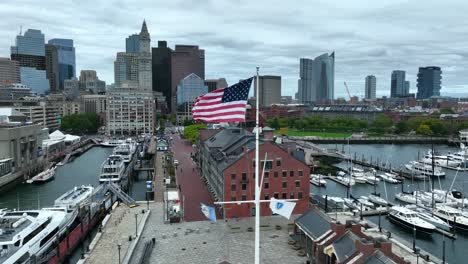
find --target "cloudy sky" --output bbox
[1,0,468,98]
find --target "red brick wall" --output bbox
[222,141,310,218]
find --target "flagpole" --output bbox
[254,67,260,264]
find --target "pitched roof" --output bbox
[363,251,398,264]
[332,232,360,262]
[295,209,331,239]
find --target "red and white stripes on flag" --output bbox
[192,78,253,123]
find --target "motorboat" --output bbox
[358,196,375,208]
[310,174,327,187]
[432,205,468,231]
[395,192,419,204]
[406,205,452,230]
[100,139,124,147]
[368,194,389,206]
[432,189,468,206]
[113,143,136,163]
[335,176,355,186]
[405,161,445,177]
[26,166,56,184]
[0,208,74,264]
[54,185,94,212]
[99,155,126,184]
[352,175,368,184]
[422,150,462,168]
[378,172,401,184]
[388,206,436,234]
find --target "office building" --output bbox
[254,75,281,107]
[152,41,172,112]
[59,101,81,117]
[81,94,107,124]
[417,66,442,99]
[390,70,409,98]
[171,45,205,112]
[114,52,138,87]
[297,52,335,104]
[126,34,140,53]
[79,70,97,83]
[205,78,228,92]
[64,78,80,100]
[0,58,20,85]
[0,83,32,100]
[106,81,155,135]
[198,127,310,218]
[176,73,207,122]
[47,39,76,90]
[10,29,50,95]
[45,44,60,93]
[365,75,377,99]
[0,100,61,131]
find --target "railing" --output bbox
[105,181,136,207]
[136,239,155,264]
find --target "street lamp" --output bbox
[135,213,138,238]
[117,243,122,264]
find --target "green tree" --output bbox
[372,114,393,133]
[416,124,433,136]
[61,113,101,134]
[439,108,455,114]
[183,124,207,144]
[395,121,409,134]
[270,118,280,130]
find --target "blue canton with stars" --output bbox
[221,77,253,103]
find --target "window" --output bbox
[242,173,247,181]
[282,182,287,188]
[242,194,247,201]
[274,171,278,178]
[231,184,236,191]
[276,159,281,167]
[290,192,295,199]
[282,192,287,199]
[265,193,270,200]
[264,182,269,189]
[242,183,247,190]
[295,181,300,188]
[298,192,303,199]
[290,170,294,177]
[264,172,269,178]
[274,193,279,199]
[282,170,287,177]
[231,174,236,180]
[298,170,303,177]
[261,160,273,170]
[231,195,237,201]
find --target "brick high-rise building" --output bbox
[45,44,59,93]
[171,45,204,113]
[0,57,20,85]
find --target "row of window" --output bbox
[231,170,303,181]
[230,180,302,191]
[230,191,304,201]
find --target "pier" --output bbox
[291,135,448,144]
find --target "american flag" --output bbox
[193,77,253,123]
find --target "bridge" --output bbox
[289,136,448,144]
[293,140,348,165]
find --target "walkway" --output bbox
[172,133,215,221]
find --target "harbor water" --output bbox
[314,143,467,263]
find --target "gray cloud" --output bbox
[0,0,467,98]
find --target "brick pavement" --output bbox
[153,152,165,202]
[172,134,215,221]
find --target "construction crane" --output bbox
[343,82,352,101]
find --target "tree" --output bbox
[416,124,433,136]
[183,124,207,144]
[270,118,280,130]
[183,119,194,126]
[395,121,409,134]
[439,108,455,114]
[371,114,393,133]
[61,113,101,134]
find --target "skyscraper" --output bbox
[205,78,228,92]
[254,75,281,106]
[171,45,205,113]
[0,57,20,85]
[10,29,50,95]
[47,39,76,90]
[114,20,151,90]
[297,52,334,104]
[390,70,409,98]
[365,75,376,99]
[137,20,152,91]
[45,44,59,93]
[79,70,98,83]
[417,66,442,99]
[176,73,207,122]
[152,41,172,111]
[126,34,140,53]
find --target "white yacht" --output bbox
[113,143,136,163]
[26,166,56,184]
[0,208,73,264]
[368,194,389,206]
[395,192,420,204]
[421,151,461,167]
[432,205,468,231]
[405,161,445,177]
[378,172,401,184]
[407,205,452,230]
[54,185,94,212]
[388,206,436,234]
[447,146,468,168]
[99,155,126,184]
[335,175,356,186]
[100,139,124,147]
[310,174,327,187]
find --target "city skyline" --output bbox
[1,0,468,98]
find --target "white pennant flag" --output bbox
[269,198,296,219]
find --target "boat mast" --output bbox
[431,143,435,209]
[254,67,260,264]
